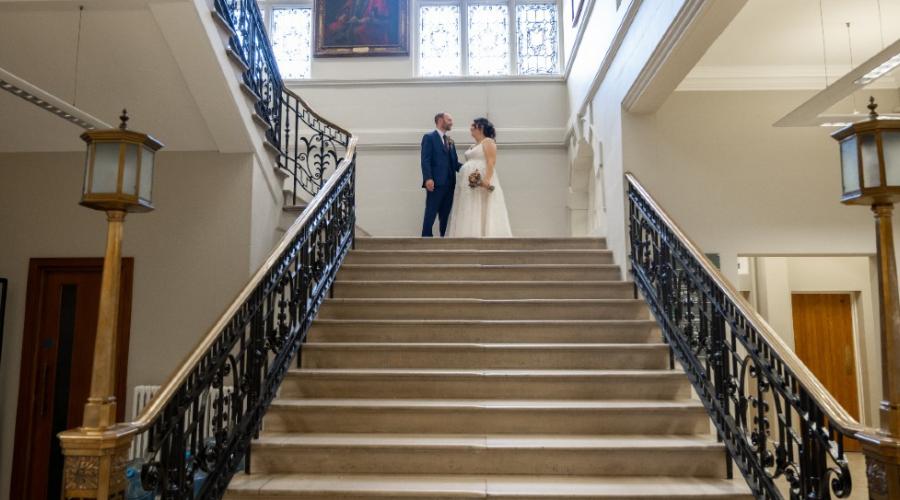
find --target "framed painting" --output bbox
[315,0,409,57]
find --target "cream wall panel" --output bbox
[290,80,568,133]
[355,147,569,236]
[288,80,570,236]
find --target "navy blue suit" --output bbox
[421,131,462,237]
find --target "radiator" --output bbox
[130,385,159,460]
[129,384,235,461]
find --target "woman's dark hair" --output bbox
[473,117,496,139]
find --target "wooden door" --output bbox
[791,293,861,451]
[10,258,133,500]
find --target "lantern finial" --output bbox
[119,109,129,130]
[868,97,879,120]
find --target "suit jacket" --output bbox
[421,131,462,187]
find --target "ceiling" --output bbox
[0,1,218,152]
[681,0,900,91]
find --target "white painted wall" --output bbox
[627,89,900,279]
[565,0,636,115]
[597,88,900,428]
[0,2,218,152]
[290,79,571,236]
[0,151,274,500]
[749,256,880,426]
[562,0,690,272]
[559,0,898,432]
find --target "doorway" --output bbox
[791,293,861,451]
[10,258,133,500]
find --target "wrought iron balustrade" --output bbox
[214,0,351,204]
[127,140,356,499]
[278,88,351,204]
[626,173,871,500]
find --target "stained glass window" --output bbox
[272,7,312,80]
[419,5,462,76]
[516,3,559,75]
[467,4,510,76]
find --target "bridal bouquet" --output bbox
[467,170,495,191]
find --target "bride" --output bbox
[447,118,513,238]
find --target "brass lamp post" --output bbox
[832,97,900,499]
[58,110,163,500]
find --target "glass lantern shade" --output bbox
[832,112,900,205]
[80,127,163,212]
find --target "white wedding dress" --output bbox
[447,141,513,238]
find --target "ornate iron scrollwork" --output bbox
[213,0,351,204]
[627,179,854,500]
[134,161,355,499]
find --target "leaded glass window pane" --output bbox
[419,5,461,77]
[272,7,312,80]
[516,3,559,75]
[467,4,510,76]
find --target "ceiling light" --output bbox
[776,38,900,127]
[855,53,900,85]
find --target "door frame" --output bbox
[10,258,133,499]
[0,277,7,370]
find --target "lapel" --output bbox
[434,130,444,153]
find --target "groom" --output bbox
[420,112,462,237]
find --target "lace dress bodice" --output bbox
[465,141,487,162]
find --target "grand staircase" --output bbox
[225,237,752,499]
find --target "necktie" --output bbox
[442,134,449,152]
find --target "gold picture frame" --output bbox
[315,0,409,57]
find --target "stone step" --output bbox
[344,249,615,265]
[317,299,648,321]
[308,319,661,344]
[301,343,669,369]
[354,237,607,251]
[262,399,711,435]
[250,434,727,477]
[336,264,622,281]
[226,474,752,499]
[280,369,691,400]
[332,281,634,299]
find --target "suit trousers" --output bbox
[422,185,454,237]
